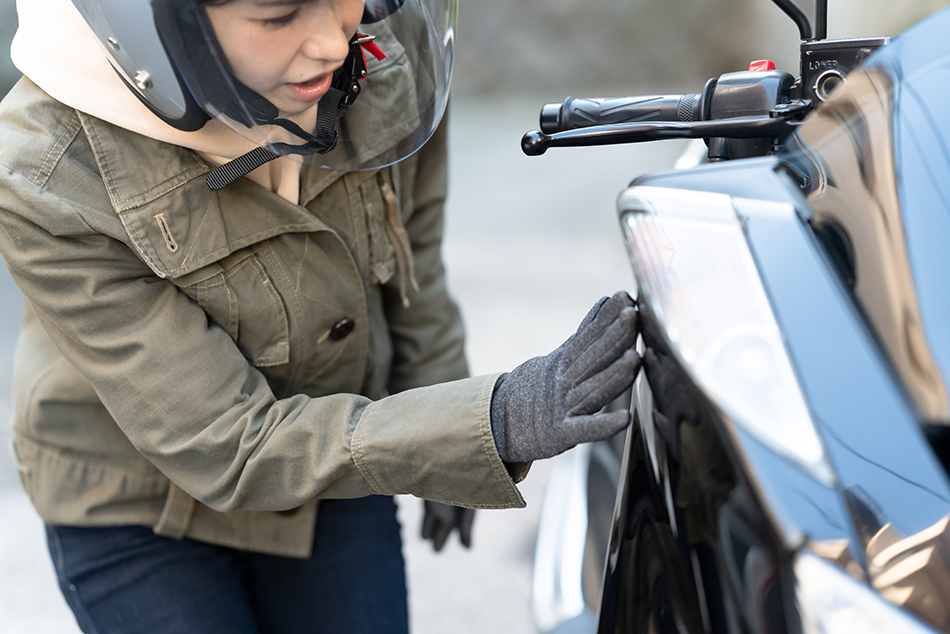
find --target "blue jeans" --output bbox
[46,496,409,634]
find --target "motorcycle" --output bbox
[526,1,950,633]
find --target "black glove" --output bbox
[421,501,476,551]
[490,291,641,463]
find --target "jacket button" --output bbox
[330,318,355,341]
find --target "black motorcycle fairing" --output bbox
[597,356,728,634]
[779,8,950,428]
[628,156,795,202]
[617,148,950,632]
[602,290,855,634]
[741,168,950,631]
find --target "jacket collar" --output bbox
[79,112,332,280]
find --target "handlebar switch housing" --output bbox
[708,70,795,159]
[800,37,891,104]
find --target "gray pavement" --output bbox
[0,95,685,633]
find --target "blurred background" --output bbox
[1,0,949,632]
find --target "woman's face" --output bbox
[204,0,364,116]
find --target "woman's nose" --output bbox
[300,13,351,63]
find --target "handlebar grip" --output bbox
[540,94,703,134]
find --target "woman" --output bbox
[0,0,641,632]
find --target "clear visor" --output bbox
[173,0,456,172]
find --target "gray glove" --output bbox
[422,500,476,551]
[490,292,641,463]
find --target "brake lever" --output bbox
[521,115,801,156]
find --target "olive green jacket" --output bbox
[0,79,526,558]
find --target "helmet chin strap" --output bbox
[205,34,375,191]
[205,86,348,191]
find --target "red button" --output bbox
[749,60,776,72]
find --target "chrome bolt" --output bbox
[134,71,152,91]
[107,37,120,51]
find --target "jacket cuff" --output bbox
[351,373,526,509]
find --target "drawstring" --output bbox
[379,177,419,308]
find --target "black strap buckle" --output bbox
[335,34,369,106]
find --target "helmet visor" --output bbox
[164,0,456,172]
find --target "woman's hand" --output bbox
[421,501,476,551]
[490,292,641,463]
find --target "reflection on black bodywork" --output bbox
[865,513,950,630]
[810,493,950,632]
[781,44,950,630]
[783,64,949,423]
[597,306,767,634]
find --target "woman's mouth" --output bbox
[285,72,334,103]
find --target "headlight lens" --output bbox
[796,552,939,634]
[619,186,833,484]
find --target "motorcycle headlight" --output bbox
[795,552,939,634]
[619,186,834,484]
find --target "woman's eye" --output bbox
[259,9,299,27]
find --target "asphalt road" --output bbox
[0,95,686,633]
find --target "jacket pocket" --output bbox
[178,249,290,367]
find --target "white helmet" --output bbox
[70,0,457,188]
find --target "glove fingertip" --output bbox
[611,290,635,306]
[421,517,434,540]
[608,409,632,431]
[619,305,637,324]
[460,509,475,548]
[578,296,610,330]
[433,528,450,552]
